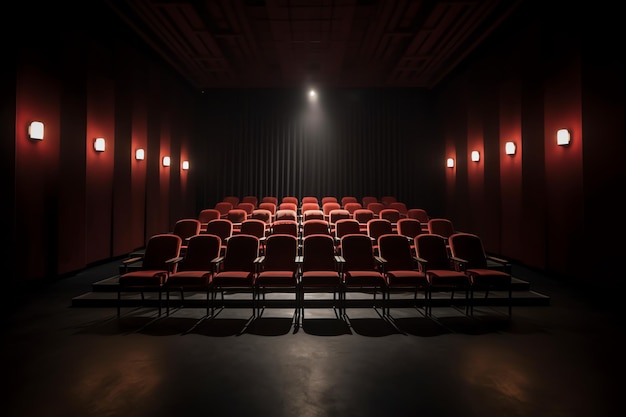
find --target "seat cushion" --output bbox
[301,271,342,287]
[255,271,297,287]
[344,271,386,287]
[466,269,510,286]
[386,270,428,287]
[212,271,254,287]
[118,270,168,287]
[167,271,212,287]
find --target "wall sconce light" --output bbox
[135,148,145,160]
[446,158,455,168]
[162,156,171,167]
[471,151,480,162]
[94,137,106,152]
[557,129,571,146]
[505,141,516,155]
[28,121,44,140]
[182,160,189,170]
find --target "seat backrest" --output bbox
[271,220,299,237]
[397,218,423,239]
[428,218,455,238]
[341,196,358,206]
[414,234,451,270]
[388,202,408,215]
[340,234,377,271]
[344,202,362,214]
[226,209,248,224]
[198,209,220,225]
[361,196,378,208]
[367,218,393,240]
[241,195,258,207]
[329,209,351,226]
[214,201,234,217]
[142,234,182,270]
[378,234,414,271]
[301,196,319,205]
[258,202,276,215]
[173,219,201,241]
[379,208,401,224]
[321,196,338,205]
[205,219,233,241]
[322,202,341,216]
[261,196,278,206]
[282,196,299,206]
[303,209,325,221]
[179,234,221,271]
[261,234,298,271]
[353,209,375,225]
[407,208,429,222]
[380,196,397,206]
[275,209,298,222]
[302,219,331,237]
[236,202,255,216]
[301,202,320,212]
[335,219,361,239]
[223,196,240,207]
[279,202,298,212]
[448,233,488,269]
[239,219,267,238]
[251,209,272,225]
[222,234,260,272]
[366,202,385,216]
[302,234,337,272]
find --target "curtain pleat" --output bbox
[198,89,443,212]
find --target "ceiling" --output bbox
[106,0,523,90]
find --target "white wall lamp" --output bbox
[162,156,171,167]
[28,121,44,140]
[505,141,516,155]
[135,148,145,160]
[446,157,455,168]
[94,137,106,152]
[471,150,480,162]
[557,129,571,146]
[182,160,189,170]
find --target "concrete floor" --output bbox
[3,259,625,417]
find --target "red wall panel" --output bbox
[15,63,60,280]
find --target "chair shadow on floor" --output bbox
[244,315,296,336]
[300,317,352,336]
[344,314,401,337]
[387,315,450,337]
[72,308,195,336]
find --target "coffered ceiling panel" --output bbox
[107,0,522,89]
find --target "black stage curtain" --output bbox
[195,88,444,213]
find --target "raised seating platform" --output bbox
[71,274,550,309]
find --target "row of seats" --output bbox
[219,195,404,211]
[118,215,512,322]
[179,212,457,257]
[209,195,430,223]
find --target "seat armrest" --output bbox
[211,256,225,273]
[253,256,265,273]
[486,255,511,273]
[450,256,467,271]
[334,255,345,274]
[120,256,143,273]
[374,256,386,272]
[165,256,183,272]
[122,256,143,265]
[414,256,428,271]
